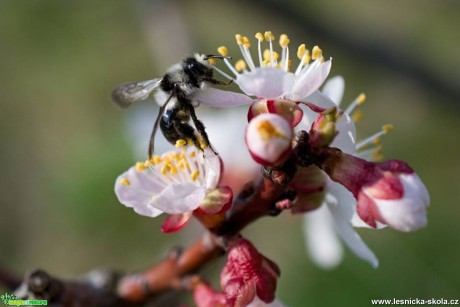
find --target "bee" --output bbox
[111,54,232,158]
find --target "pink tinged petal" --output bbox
[149,183,206,214]
[290,60,332,100]
[372,174,430,232]
[194,87,253,107]
[303,206,344,269]
[351,211,386,229]
[196,186,233,215]
[356,192,380,228]
[330,112,356,154]
[236,68,295,99]
[363,171,404,200]
[322,75,345,106]
[161,212,192,233]
[193,282,227,307]
[225,279,257,307]
[327,182,379,268]
[114,167,164,218]
[248,99,303,127]
[245,113,293,166]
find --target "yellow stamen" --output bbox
[373,137,381,144]
[191,170,200,182]
[199,138,208,149]
[175,139,187,148]
[161,164,171,175]
[153,155,162,165]
[257,120,289,141]
[217,46,229,56]
[312,46,322,60]
[279,34,290,48]
[382,124,394,134]
[190,151,196,158]
[169,163,178,175]
[263,49,279,61]
[371,146,384,161]
[297,44,310,65]
[242,36,250,48]
[357,93,366,105]
[262,59,270,66]
[297,44,307,59]
[264,31,275,41]
[235,34,243,45]
[351,110,363,123]
[207,58,217,65]
[235,59,247,72]
[120,178,130,186]
[135,162,146,172]
[187,139,194,146]
[255,32,264,42]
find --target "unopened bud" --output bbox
[309,107,337,148]
[245,113,293,166]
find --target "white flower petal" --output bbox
[303,90,337,109]
[149,183,206,214]
[322,75,345,106]
[303,205,344,269]
[290,60,332,100]
[115,167,164,218]
[372,174,429,232]
[194,88,253,107]
[330,112,356,154]
[236,68,295,99]
[327,182,379,268]
[204,153,223,189]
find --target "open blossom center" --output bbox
[135,142,208,188]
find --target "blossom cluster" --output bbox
[114,31,430,306]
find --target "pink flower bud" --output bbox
[193,281,227,307]
[245,113,293,166]
[308,107,337,148]
[317,150,430,232]
[221,239,280,307]
[248,99,303,127]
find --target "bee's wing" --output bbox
[111,78,162,109]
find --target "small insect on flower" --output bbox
[111,54,233,159]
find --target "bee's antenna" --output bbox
[204,55,232,60]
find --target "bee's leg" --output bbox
[205,77,233,86]
[148,93,174,159]
[185,103,218,155]
[169,118,202,150]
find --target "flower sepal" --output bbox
[194,186,233,229]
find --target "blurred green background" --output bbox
[1,0,459,306]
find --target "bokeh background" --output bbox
[1,0,459,306]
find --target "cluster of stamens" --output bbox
[340,93,393,161]
[215,31,326,77]
[120,140,207,187]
